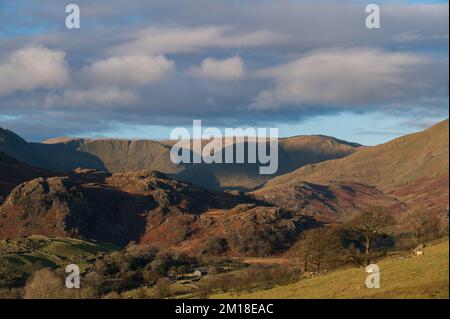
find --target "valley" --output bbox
[0,119,448,299]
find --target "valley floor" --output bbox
[212,240,449,299]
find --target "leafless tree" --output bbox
[297,228,337,273]
[153,277,171,299]
[339,207,394,267]
[405,210,440,249]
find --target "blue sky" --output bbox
[0,0,448,145]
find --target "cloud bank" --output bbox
[253,48,444,109]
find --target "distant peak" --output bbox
[42,137,89,145]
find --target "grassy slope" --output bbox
[212,241,449,299]
[261,119,449,192]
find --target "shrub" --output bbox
[153,278,171,299]
[0,260,29,288]
[202,238,228,255]
[24,268,96,299]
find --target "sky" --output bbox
[0,0,448,145]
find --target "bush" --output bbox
[201,238,228,255]
[0,260,29,288]
[196,277,214,299]
[24,268,96,299]
[142,267,162,284]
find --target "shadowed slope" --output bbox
[0,150,55,203]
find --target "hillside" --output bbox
[172,135,358,190]
[0,150,54,203]
[212,240,449,299]
[0,128,41,167]
[0,236,118,288]
[262,119,449,191]
[252,181,406,222]
[255,120,449,216]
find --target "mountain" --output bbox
[1,128,360,191]
[42,137,184,174]
[171,135,359,190]
[254,119,449,216]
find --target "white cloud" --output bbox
[111,26,289,55]
[44,54,174,107]
[81,55,175,86]
[252,48,439,110]
[189,56,245,81]
[45,86,137,107]
[0,46,70,96]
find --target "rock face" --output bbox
[0,177,94,239]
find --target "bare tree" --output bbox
[405,210,440,250]
[153,277,171,299]
[339,207,394,267]
[297,228,336,273]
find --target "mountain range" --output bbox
[0,128,359,191]
[0,119,448,256]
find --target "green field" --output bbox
[212,240,449,299]
[0,236,118,274]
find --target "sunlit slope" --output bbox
[261,119,449,192]
[213,240,449,299]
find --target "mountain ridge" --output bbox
[261,119,449,191]
[1,128,361,191]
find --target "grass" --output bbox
[212,240,449,299]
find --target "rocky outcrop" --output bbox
[0,177,95,239]
[0,170,318,256]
